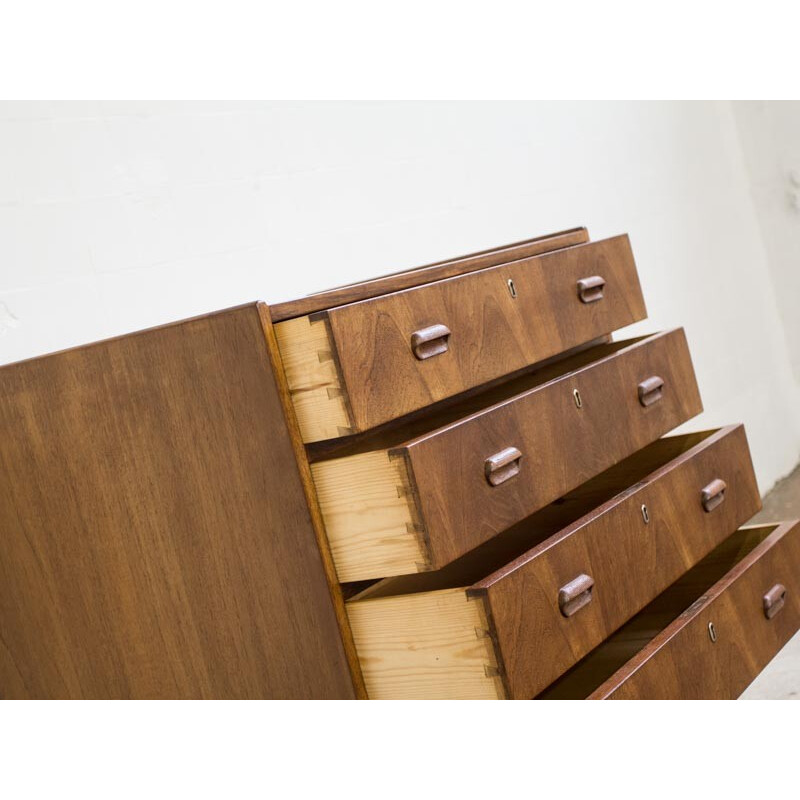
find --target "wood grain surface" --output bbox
[312,330,701,581]
[309,338,628,582]
[276,234,646,441]
[269,227,589,322]
[539,521,800,700]
[273,314,353,442]
[471,425,761,699]
[257,304,367,698]
[351,429,751,601]
[345,427,761,699]
[0,305,357,699]
[310,450,429,581]
[346,588,505,699]
[402,328,702,570]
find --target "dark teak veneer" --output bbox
[0,226,791,699]
[0,305,360,699]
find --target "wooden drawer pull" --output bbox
[559,573,595,617]
[484,446,522,487]
[763,583,787,619]
[410,324,451,360]
[701,478,727,512]
[638,375,664,407]
[577,275,605,304]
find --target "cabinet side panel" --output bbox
[0,305,356,698]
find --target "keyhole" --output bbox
[507,278,517,299]
[641,504,650,524]
[708,621,717,643]
[573,388,582,409]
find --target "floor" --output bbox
[740,464,800,699]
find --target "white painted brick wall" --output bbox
[1,101,798,493]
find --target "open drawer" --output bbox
[346,425,761,698]
[539,521,800,699]
[314,328,702,582]
[275,235,646,443]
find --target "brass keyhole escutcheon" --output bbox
[507,278,517,299]
[641,504,650,524]
[573,388,582,409]
[708,621,717,643]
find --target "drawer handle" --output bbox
[484,446,522,487]
[701,478,727,512]
[763,583,787,620]
[577,275,605,304]
[410,324,451,360]
[638,376,664,407]
[559,574,595,617]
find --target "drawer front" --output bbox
[591,521,800,700]
[470,425,760,699]
[325,235,646,435]
[404,328,702,569]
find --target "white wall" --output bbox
[1,101,798,493]
[732,102,800,386]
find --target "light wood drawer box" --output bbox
[539,521,800,700]
[275,235,646,443]
[313,328,702,582]
[346,425,761,699]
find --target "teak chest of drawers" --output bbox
[0,225,794,699]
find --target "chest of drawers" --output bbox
[0,225,793,699]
